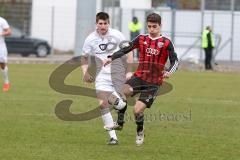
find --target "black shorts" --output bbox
[125,76,159,108]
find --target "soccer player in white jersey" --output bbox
[81,12,133,145]
[0,17,11,92]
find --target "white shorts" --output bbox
[0,55,7,63]
[95,80,115,92]
[95,73,125,93]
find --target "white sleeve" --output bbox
[1,18,10,29]
[82,36,92,56]
[118,31,126,42]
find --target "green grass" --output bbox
[0,64,240,160]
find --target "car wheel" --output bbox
[36,44,48,57]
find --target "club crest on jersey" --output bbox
[99,44,107,51]
[99,42,117,51]
[157,42,164,48]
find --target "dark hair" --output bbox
[132,16,138,21]
[147,13,161,25]
[96,12,109,23]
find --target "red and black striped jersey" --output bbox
[131,34,178,85]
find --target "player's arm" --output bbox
[81,37,94,83]
[81,55,94,83]
[109,42,134,60]
[0,19,11,37]
[103,43,134,66]
[80,55,89,75]
[0,28,11,37]
[104,35,140,66]
[126,51,134,80]
[163,41,179,78]
[103,42,134,66]
[103,34,141,67]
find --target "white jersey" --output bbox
[0,17,10,62]
[82,28,127,92]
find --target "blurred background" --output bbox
[0,0,240,63]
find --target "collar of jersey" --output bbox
[147,34,163,40]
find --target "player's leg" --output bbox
[117,77,143,126]
[0,50,10,90]
[106,77,142,131]
[134,84,159,146]
[114,83,134,128]
[97,91,118,145]
[105,90,127,131]
[134,100,146,146]
[0,62,10,92]
[111,68,130,129]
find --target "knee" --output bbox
[0,63,5,70]
[99,100,108,109]
[134,107,143,116]
[133,101,146,116]
[123,84,133,97]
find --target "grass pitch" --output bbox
[0,64,240,160]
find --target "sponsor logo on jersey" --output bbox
[146,48,160,56]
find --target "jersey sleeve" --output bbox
[131,34,140,49]
[166,40,179,73]
[82,36,93,56]
[109,33,140,61]
[1,18,10,29]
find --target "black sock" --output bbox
[135,114,144,132]
[117,104,127,126]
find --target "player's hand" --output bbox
[126,72,133,80]
[162,71,171,79]
[103,58,112,67]
[83,72,94,83]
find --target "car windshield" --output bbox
[10,27,24,37]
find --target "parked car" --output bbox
[5,27,51,57]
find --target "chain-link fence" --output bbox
[31,5,76,53]
[0,0,32,35]
[103,0,240,62]
[1,0,240,61]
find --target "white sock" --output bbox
[101,108,117,140]
[2,66,9,84]
[109,91,126,110]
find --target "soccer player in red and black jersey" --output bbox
[104,13,178,146]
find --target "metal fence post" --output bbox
[200,0,205,61]
[51,6,55,56]
[111,0,115,28]
[171,9,176,44]
[230,0,235,62]
[74,0,96,57]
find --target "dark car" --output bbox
[5,27,51,57]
